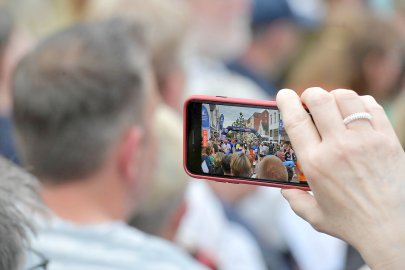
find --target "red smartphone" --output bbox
[184,95,310,190]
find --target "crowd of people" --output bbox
[202,138,305,183]
[0,0,404,270]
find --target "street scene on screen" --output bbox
[201,104,307,183]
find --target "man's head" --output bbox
[256,155,288,181]
[276,151,286,161]
[248,0,301,75]
[12,19,155,219]
[0,157,41,270]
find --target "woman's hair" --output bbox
[214,152,224,167]
[213,143,219,153]
[230,152,252,177]
[221,154,232,174]
[205,145,213,156]
[286,10,401,101]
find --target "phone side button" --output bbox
[216,96,227,98]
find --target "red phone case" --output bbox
[183,95,310,191]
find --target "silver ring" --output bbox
[343,112,373,125]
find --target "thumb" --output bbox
[281,189,324,232]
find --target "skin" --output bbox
[276,87,405,269]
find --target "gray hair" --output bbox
[12,19,149,183]
[0,156,41,270]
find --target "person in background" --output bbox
[0,6,31,163]
[12,19,205,270]
[84,0,189,114]
[286,167,294,182]
[235,139,243,152]
[213,152,225,175]
[202,147,214,174]
[230,152,253,178]
[183,0,269,102]
[221,154,233,176]
[228,0,304,98]
[256,155,288,182]
[287,5,403,117]
[268,143,275,155]
[0,156,42,270]
[259,142,266,158]
[283,143,295,162]
[129,106,190,245]
[223,139,232,154]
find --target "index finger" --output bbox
[277,89,321,156]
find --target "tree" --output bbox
[231,112,246,139]
[232,112,246,128]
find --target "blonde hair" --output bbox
[214,152,225,167]
[230,152,252,177]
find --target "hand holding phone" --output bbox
[278,88,405,270]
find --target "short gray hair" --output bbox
[0,156,41,270]
[13,19,149,183]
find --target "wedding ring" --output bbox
[343,112,373,125]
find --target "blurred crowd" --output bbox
[203,139,303,183]
[0,0,404,270]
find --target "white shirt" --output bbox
[238,187,347,270]
[29,215,207,270]
[176,180,267,270]
[184,57,269,101]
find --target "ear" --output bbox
[117,126,144,184]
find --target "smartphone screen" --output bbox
[185,99,308,188]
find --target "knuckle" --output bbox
[303,90,334,107]
[283,111,311,132]
[331,89,358,101]
[361,95,384,112]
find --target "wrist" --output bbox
[355,226,405,269]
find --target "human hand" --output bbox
[277,87,405,269]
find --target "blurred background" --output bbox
[0,0,404,270]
